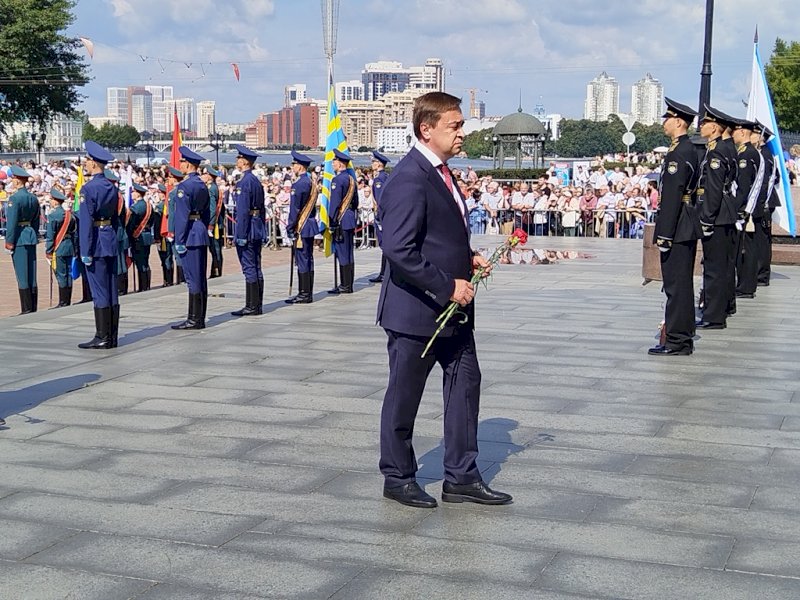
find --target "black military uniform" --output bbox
[649,98,700,356]
[733,119,763,298]
[696,106,738,329]
[757,122,780,286]
[717,126,740,316]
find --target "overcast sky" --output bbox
[69,0,796,124]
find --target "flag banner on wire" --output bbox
[747,30,795,236]
[319,70,356,258]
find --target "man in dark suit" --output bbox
[376,92,512,509]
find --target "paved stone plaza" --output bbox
[1,237,800,599]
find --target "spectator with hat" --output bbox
[44,187,77,307]
[4,165,40,314]
[77,141,120,349]
[285,150,319,304]
[170,146,211,330]
[230,144,266,316]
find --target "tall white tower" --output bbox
[584,72,620,122]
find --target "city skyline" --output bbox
[68,1,796,126]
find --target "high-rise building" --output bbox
[362,61,411,102]
[631,73,664,126]
[144,85,174,132]
[335,80,363,102]
[338,100,385,149]
[106,87,128,124]
[284,84,307,108]
[408,58,445,93]
[381,89,427,125]
[128,87,153,132]
[196,101,216,138]
[174,98,196,134]
[584,72,620,122]
[293,103,319,149]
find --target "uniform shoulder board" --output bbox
[667,161,678,175]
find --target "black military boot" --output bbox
[110,304,120,348]
[78,307,112,349]
[256,279,264,315]
[369,256,386,283]
[162,266,173,287]
[18,288,33,315]
[176,266,185,284]
[328,265,343,295]
[172,293,204,330]
[31,287,38,312]
[232,281,257,316]
[55,286,71,307]
[81,275,93,303]
[341,263,354,294]
[118,273,128,296]
[195,293,207,329]
[286,272,313,304]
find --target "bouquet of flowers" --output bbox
[421,228,528,357]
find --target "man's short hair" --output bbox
[413,92,462,138]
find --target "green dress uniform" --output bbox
[116,198,131,294]
[5,185,40,313]
[44,201,77,306]
[208,181,225,278]
[154,196,174,286]
[127,188,154,292]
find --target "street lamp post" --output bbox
[38,133,46,164]
[209,132,225,167]
[30,133,37,162]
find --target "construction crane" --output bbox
[451,88,488,118]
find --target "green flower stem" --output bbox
[420,239,519,358]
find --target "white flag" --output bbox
[747,34,795,236]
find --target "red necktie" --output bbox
[439,164,454,195]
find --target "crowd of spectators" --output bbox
[1,153,798,244]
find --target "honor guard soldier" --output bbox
[231,145,266,316]
[649,98,701,356]
[285,150,319,304]
[756,121,778,286]
[78,141,121,349]
[696,106,738,329]
[732,118,762,299]
[104,169,130,296]
[127,183,154,292]
[166,166,186,285]
[203,165,225,279]
[4,165,40,314]
[327,148,358,294]
[45,187,77,307]
[153,183,173,286]
[171,146,211,330]
[369,150,390,282]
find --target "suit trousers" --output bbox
[11,245,36,289]
[182,247,208,295]
[736,226,758,295]
[236,241,263,283]
[333,230,354,266]
[296,237,315,273]
[379,328,482,488]
[701,225,733,324]
[87,256,118,309]
[661,240,696,352]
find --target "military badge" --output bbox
[79,195,85,204]
[236,189,241,195]
[376,182,382,188]
[667,161,678,175]
[739,159,747,169]
[177,190,184,198]
[332,182,337,190]
[710,159,721,170]
[291,190,296,195]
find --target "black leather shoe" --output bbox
[442,481,512,505]
[368,275,383,283]
[648,345,692,356]
[695,321,726,329]
[757,281,770,287]
[735,291,755,298]
[383,482,437,508]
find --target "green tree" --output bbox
[83,121,99,142]
[765,38,800,131]
[91,123,140,149]
[0,0,90,133]
[7,133,30,152]
[462,128,494,158]
[630,122,669,153]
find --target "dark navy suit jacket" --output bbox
[376,146,473,338]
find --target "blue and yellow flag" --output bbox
[320,72,356,257]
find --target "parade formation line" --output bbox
[1,238,800,599]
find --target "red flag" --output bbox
[231,63,240,81]
[161,106,183,237]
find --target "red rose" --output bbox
[510,228,528,246]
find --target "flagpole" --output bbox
[698,0,714,114]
